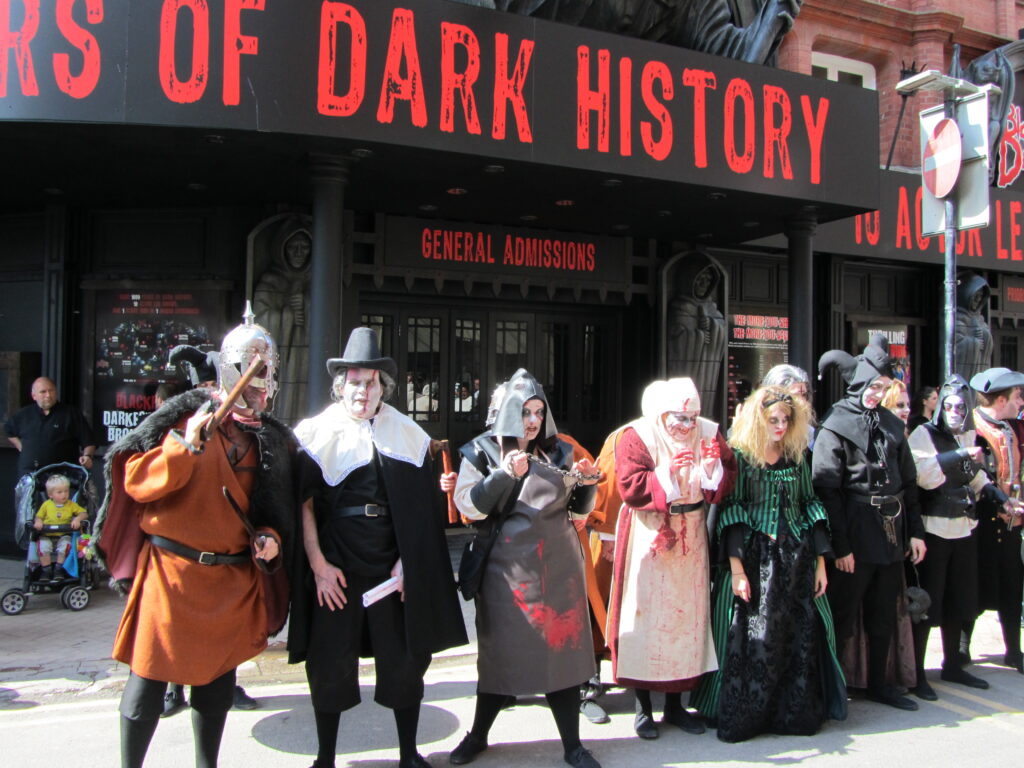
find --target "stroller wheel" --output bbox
[2,589,27,615]
[64,586,90,611]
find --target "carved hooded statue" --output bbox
[954,272,993,382]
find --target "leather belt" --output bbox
[333,504,390,518]
[848,492,904,509]
[669,501,704,515]
[149,534,249,566]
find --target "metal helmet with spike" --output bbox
[218,301,279,404]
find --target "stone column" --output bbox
[786,213,817,376]
[306,155,349,413]
[42,203,68,389]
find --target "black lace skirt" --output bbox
[715,528,838,743]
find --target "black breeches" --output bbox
[305,573,430,713]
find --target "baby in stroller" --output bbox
[1,461,98,615]
[33,473,88,582]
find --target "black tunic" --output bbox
[812,404,924,564]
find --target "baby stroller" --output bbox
[2,462,100,615]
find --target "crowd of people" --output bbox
[26,311,1010,768]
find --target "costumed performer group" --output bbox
[93,312,1024,766]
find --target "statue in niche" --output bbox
[954,271,993,382]
[450,0,801,64]
[666,255,726,416]
[253,219,312,424]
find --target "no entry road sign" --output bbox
[923,117,962,199]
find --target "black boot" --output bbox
[120,715,159,768]
[940,665,990,689]
[633,689,658,740]
[911,623,936,701]
[866,633,918,712]
[192,708,228,768]
[663,692,705,734]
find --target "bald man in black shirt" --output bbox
[5,377,95,476]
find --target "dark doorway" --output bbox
[361,299,621,455]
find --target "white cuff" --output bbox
[700,459,723,491]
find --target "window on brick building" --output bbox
[811,52,876,90]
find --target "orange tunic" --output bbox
[112,425,272,686]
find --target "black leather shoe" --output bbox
[160,688,188,718]
[564,746,601,768]
[233,685,258,710]
[941,666,989,689]
[866,686,919,711]
[634,712,659,740]
[399,754,432,768]
[449,733,487,765]
[1004,652,1024,674]
[911,678,937,701]
[580,699,609,724]
[663,705,706,735]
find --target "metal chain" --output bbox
[526,454,600,482]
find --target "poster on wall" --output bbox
[859,325,912,392]
[727,313,789,418]
[93,290,225,444]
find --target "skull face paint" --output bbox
[942,395,968,432]
[663,410,698,441]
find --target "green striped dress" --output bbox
[690,450,847,740]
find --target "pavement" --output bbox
[3,541,1024,768]
[0,532,479,706]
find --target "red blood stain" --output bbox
[512,580,583,650]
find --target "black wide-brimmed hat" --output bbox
[326,327,398,381]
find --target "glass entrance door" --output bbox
[362,302,619,455]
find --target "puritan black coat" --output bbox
[287,446,467,664]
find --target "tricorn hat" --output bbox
[326,327,398,382]
[969,367,1024,394]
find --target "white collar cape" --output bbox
[293,402,430,487]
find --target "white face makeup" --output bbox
[942,395,968,432]
[891,396,910,424]
[521,398,545,441]
[861,376,892,410]
[788,382,809,401]
[343,367,382,420]
[663,410,698,441]
[766,404,790,443]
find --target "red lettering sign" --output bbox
[223,0,263,106]
[763,85,792,180]
[377,8,427,127]
[158,0,210,104]
[0,0,39,97]
[54,0,102,99]
[317,2,366,116]
[491,33,533,142]
[682,68,715,169]
[440,22,481,135]
[724,78,754,174]
[999,104,1023,188]
[640,61,672,161]
[577,46,609,152]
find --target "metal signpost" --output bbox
[897,70,996,381]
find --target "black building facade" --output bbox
[0,0,881,551]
